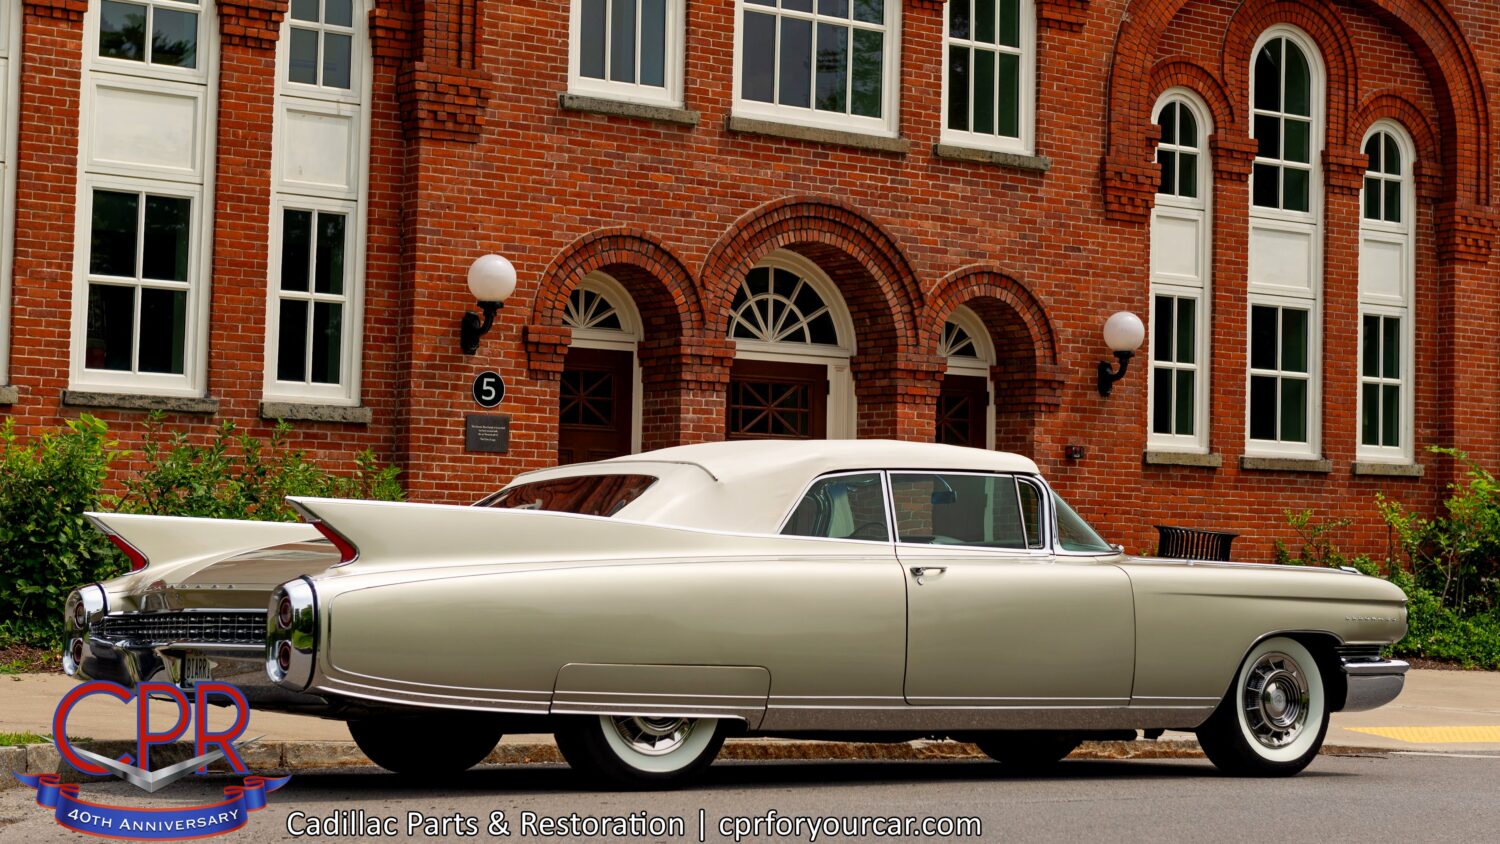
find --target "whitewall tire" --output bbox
[555,715,726,789]
[1196,636,1329,776]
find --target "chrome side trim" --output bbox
[757,704,1216,732]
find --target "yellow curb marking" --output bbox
[1347,726,1500,744]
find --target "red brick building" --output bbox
[0,0,1495,559]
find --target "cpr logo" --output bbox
[12,681,290,839]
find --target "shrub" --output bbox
[0,416,126,647]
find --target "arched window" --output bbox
[1357,123,1415,463]
[1149,91,1212,453]
[729,265,841,346]
[1246,27,1323,459]
[939,306,996,449]
[942,0,1036,154]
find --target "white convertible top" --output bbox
[602,439,1040,482]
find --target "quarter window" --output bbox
[287,0,354,89]
[782,472,889,541]
[1248,304,1311,445]
[84,189,193,376]
[1251,36,1313,213]
[943,0,1034,152]
[889,473,1039,550]
[98,0,199,68]
[482,474,658,517]
[273,208,350,386]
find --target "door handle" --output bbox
[909,566,948,584]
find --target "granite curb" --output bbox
[2,738,1386,790]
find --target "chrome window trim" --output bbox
[775,469,894,544]
[885,469,1053,558]
[1036,476,1120,558]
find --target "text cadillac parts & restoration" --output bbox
[64,440,1410,786]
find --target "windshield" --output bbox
[477,474,657,517]
[1052,492,1115,553]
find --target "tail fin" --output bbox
[85,512,321,573]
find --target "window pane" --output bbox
[1178,106,1197,148]
[1249,376,1277,440]
[742,12,775,103]
[137,287,186,374]
[947,45,969,131]
[1283,167,1310,212]
[1381,385,1400,447]
[323,32,352,88]
[326,0,353,27]
[1382,316,1400,378]
[1153,296,1173,362]
[142,195,190,282]
[641,0,666,87]
[1018,482,1043,549]
[1364,177,1381,220]
[819,0,849,16]
[851,27,882,118]
[815,23,848,113]
[311,302,342,384]
[986,477,1026,549]
[1158,149,1177,195]
[999,0,1020,48]
[1384,179,1401,223]
[1280,378,1308,442]
[1284,118,1310,164]
[85,284,135,371]
[1159,101,1177,144]
[1250,305,1278,370]
[151,9,197,68]
[609,0,636,83]
[1254,114,1280,159]
[1384,135,1401,175]
[783,0,813,11]
[290,0,319,22]
[949,0,969,40]
[1365,134,1382,171]
[973,49,995,134]
[99,1,147,62]
[1284,41,1311,116]
[277,298,309,381]
[996,50,1018,137]
[579,0,606,79]
[853,0,883,26]
[1178,151,1197,198]
[975,0,996,45]
[1361,314,1379,378]
[1176,297,1195,364]
[1253,163,1280,208]
[90,190,139,278]
[784,473,887,540]
[1152,368,1172,435]
[1174,369,1195,435]
[1361,382,1380,446]
[1281,308,1308,373]
[288,27,319,84]
[314,213,346,295]
[281,210,313,292]
[1253,42,1281,112]
[1053,492,1114,553]
[778,17,812,108]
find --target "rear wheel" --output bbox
[348,714,502,776]
[973,731,1081,772]
[1196,636,1329,777]
[555,715,725,789]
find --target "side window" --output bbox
[889,473,1029,549]
[1017,479,1045,549]
[781,472,889,541]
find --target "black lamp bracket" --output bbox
[460,301,502,356]
[1097,350,1134,397]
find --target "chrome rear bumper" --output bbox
[1341,657,1408,712]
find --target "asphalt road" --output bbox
[4,753,1498,842]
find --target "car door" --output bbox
[894,472,1136,707]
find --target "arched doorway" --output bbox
[558,272,642,463]
[937,306,996,449]
[725,251,855,440]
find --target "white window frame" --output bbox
[1356,121,1415,464]
[1148,90,1212,454]
[1246,300,1316,452]
[939,0,1037,155]
[266,197,359,401]
[282,0,361,101]
[1246,26,1324,459]
[564,272,644,454]
[731,0,902,138]
[568,0,686,108]
[941,305,997,450]
[264,2,372,405]
[0,0,20,386]
[71,1,217,397]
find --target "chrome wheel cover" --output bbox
[1242,652,1310,748]
[608,716,697,757]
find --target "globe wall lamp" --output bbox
[1097,311,1145,397]
[460,254,517,355]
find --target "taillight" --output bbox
[312,520,359,565]
[276,595,294,629]
[106,533,148,571]
[276,641,292,673]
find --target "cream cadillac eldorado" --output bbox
[65,440,1409,786]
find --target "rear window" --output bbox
[478,475,657,517]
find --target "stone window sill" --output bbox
[726,115,911,155]
[1352,461,1424,478]
[260,401,373,424]
[1240,456,1333,474]
[1143,450,1222,468]
[934,143,1052,172]
[62,390,219,414]
[559,93,700,127]
[0,384,17,405]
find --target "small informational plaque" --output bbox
[464,414,511,453]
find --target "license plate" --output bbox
[183,655,212,686]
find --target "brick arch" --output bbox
[1354,91,1442,193]
[1104,0,1492,229]
[526,229,701,378]
[1149,58,1236,135]
[700,197,923,359]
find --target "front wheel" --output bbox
[1196,636,1329,777]
[348,714,502,776]
[555,715,726,789]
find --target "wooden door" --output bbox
[558,347,634,464]
[937,373,988,448]
[727,360,827,440]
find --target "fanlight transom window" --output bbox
[729,266,839,345]
[565,287,625,332]
[940,320,980,359]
